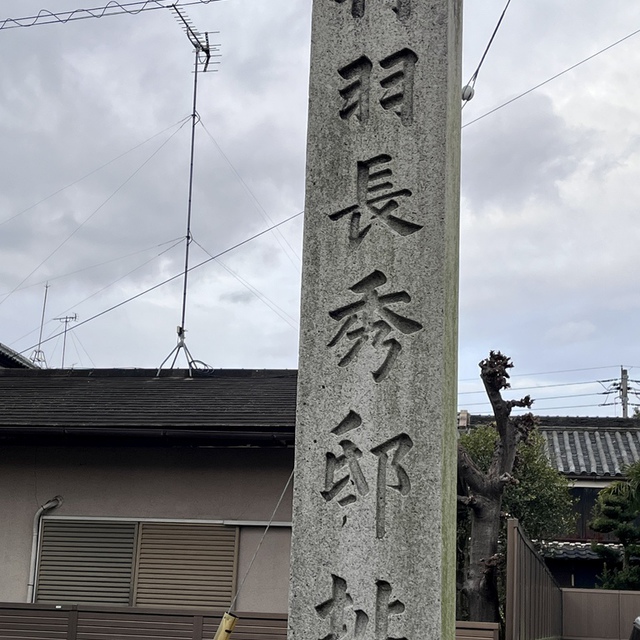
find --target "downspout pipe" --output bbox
[27,495,63,603]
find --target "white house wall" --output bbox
[0,445,293,612]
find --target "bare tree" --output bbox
[458,351,534,622]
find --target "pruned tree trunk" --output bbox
[457,351,534,623]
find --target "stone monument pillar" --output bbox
[290,2,462,639]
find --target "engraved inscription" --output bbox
[316,576,407,640]
[336,49,418,126]
[328,271,423,382]
[338,57,373,122]
[321,413,414,537]
[379,49,417,126]
[331,0,365,19]
[330,0,410,21]
[375,581,407,640]
[371,434,414,538]
[316,574,369,640]
[329,155,422,244]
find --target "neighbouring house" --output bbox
[3,366,637,640]
[468,413,640,588]
[0,367,295,615]
[0,342,36,369]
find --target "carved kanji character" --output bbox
[328,271,423,382]
[329,155,422,244]
[375,581,407,640]
[316,575,369,640]
[379,49,418,126]
[338,56,372,122]
[322,412,370,506]
[371,434,414,538]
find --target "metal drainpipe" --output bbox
[27,496,63,603]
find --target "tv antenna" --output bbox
[30,282,49,368]
[54,313,77,369]
[157,4,220,376]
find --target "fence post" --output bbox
[505,519,518,640]
[68,605,78,640]
[193,614,204,640]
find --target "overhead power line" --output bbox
[18,210,304,355]
[0,116,190,228]
[463,25,640,129]
[458,378,616,396]
[0,119,189,310]
[0,1,220,31]
[458,365,618,383]
[462,0,513,105]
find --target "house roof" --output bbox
[0,342,36,369]
[0,368,296,446]
[469,414,640,479]
[540,540,619,561]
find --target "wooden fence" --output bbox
[0,604,287,640]
[0,602,497,640]
[505,519,563,640]
[562,588,640,640]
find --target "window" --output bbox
[35,520,238,609]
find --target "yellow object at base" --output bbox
[213,612,238,640]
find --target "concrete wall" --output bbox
[0,445,293,611]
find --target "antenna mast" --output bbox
[158,4,219,376]
[30,282,49,368]
[54,313,77,369]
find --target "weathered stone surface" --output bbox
[290,2,462,640]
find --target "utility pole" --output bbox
[621,367,629,418]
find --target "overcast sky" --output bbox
[1,0,639,417]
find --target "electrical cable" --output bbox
[462,0,512,107]
[0,119,190,309]
[461,391,609,408]
[458,378,615,396]
[18,210,304,355]
[0,236,184,296]
[458,365,618,382]
[0,1,221,31]
[191,238,299,330]
[69,331,96,368]
[228,469,294,613]
[0,116,190,228]
[463,25,640,128]
[198,119,302,269]
[10,238,185,348]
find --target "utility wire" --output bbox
[198,119,302,269]
[0,1,220,31]
[463,25,640,129]
[0,116,190,228]
[18,210,304,355]
[0,119,189,309]
[459,365,618,382]
[191,238,299,330]
[10,238,185,347]
[462,0,512,106]
[458,378,615,396]
[461,391,609,408]
[0,236,184,296]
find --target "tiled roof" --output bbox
[470,414,640,478]
[540,426,640,478]
[0,342,36,369]
[0,368,296,445]
[540,540,620,561]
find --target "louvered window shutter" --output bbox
[35,520,137,605]
[133,523,238,609]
